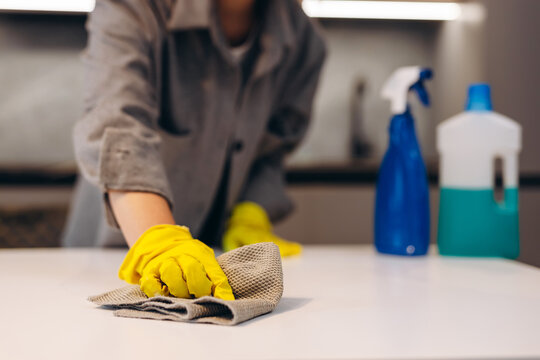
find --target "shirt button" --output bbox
[232,140,244,152]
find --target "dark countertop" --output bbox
[1,160,540,186]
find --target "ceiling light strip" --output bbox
[0,0,95,13]
[302,1,462,21]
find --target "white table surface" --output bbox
[1,246,539,360]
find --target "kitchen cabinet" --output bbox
[275,185,540,267]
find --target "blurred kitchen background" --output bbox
[1,0,539,265]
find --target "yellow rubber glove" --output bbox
[223,202,302,257]
[118,224,235,300]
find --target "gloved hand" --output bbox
[222,202,302,257]
[118,224,235,300]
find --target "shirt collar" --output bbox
[168,0,295,78]
[167,0,295,49]
[168,0,212,30]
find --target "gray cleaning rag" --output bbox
[88,242,283,325]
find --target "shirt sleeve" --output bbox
[73,0,173,228]
[239,19,327,223]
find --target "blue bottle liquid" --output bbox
[375,67,432,256]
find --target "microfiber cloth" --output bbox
[88,242,283,325]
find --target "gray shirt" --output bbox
[68,0,326,246]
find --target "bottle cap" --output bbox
[465,83,493,111]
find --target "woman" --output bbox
[63,0,326,300]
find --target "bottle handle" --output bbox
[499,153,519,211]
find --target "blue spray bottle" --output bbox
[375,66,433,256]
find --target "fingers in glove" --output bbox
[222,232,243,253]
[197,254,235,301]
[222,227,260,252]
[273,236,303,257]
[178,254,213,298]
[140,264,169,298]
[159,258,190,299]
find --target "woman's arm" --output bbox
[74,1,175,238]
[108,191,175,247]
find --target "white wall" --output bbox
[0,16,442,168]
[481,0,540,173]
[0,15,85,169]
[290,20,438,165]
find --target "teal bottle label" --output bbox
[437,188,519,258]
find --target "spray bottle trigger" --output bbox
[409,69,433,107]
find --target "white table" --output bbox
[1,246,539,359]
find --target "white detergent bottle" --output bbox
[437,84,521,258]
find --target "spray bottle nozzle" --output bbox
[381,66,433,115]
[410,69,433,107]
